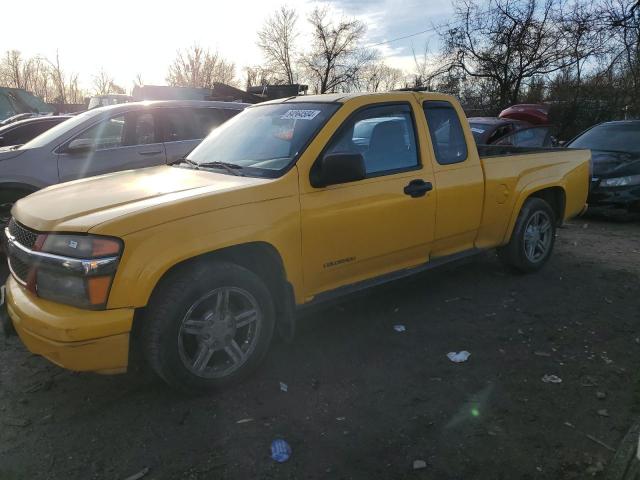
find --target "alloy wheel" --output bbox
[177,286,262,379]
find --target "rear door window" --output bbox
[195,108,230,138]
[423,101,468,165]
[162,108,200,142]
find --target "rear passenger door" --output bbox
[57,110,166,182]
[161,107,233,163]
[423,100,484,254]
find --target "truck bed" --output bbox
[476,144,568,158]
[474,147,591,249]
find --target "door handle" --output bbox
[138,150,162,156]
[403,179,433,198]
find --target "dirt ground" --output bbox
[1,211,639,480]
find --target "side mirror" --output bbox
[66,138,95,154]
[558,140,567,147]
[311,153,366,188]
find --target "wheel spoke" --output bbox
[182,318,207,336]
[215,289,230,318]
[536,239,546,253]
[235,309,258,328]
[192,343,215,372]
[539,220,551,233]
[224,340,245,365]
[526,240,536,258]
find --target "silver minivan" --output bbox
[0,100,248,223]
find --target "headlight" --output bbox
[599,174,640,187]
[33,234,122,309]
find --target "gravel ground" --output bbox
[1,211,639,480]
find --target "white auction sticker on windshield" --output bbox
[281,109,321,120]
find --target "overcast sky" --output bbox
[3,0,453,91]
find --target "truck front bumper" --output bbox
[4,276,134,374]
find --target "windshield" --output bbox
[186,102,340,176]
[567,122,640,153]
[468,123,487,143]
[19,109,99,149]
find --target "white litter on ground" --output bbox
[447,351,471,363]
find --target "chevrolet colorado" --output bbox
[2,91,590,391]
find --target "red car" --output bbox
[468,104,557,147]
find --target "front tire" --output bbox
[140,261,276,393]
[498,198,556,273]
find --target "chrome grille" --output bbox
[8,255,30,284]
[8,219,37,249]
[6,218,39,285]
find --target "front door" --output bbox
[57,110,166,182]
[300,103,437,297]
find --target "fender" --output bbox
[502,176,567,244]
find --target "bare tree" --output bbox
[0,50,30,89]
[602,0,640,105]
[301,7,375,93]
[411,42,435,88]
[244,65,279,88]
[91,69,125,95]
[28,57,55,101]
[167,45,237,88]
[48,51,68,104]
[440,0,579,108]
[257,6,298,84]
[93,69,114,95]
[356,61,405,91]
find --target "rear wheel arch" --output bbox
[529,187,566,225]
[503,185,566,244]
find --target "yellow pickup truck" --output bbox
[1,91,590,391]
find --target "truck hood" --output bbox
[12,165,280,234]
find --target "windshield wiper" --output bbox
[170,157,198,167]
[171,158,244,176]
[197,161,244,176]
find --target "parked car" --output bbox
[468,117,531,144]
[565,120,640,212]
[491,125,558,148]
[0,115,71,148]
[87,94,133,110]
[468,104,556,147]
[1,91,590,391]
[0,100,248,225]
[0,113,40,127]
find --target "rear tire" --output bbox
[140,261,276,393]
[498,198,556,273]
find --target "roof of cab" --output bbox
[258,91,450,105]
[92,99,250,114]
